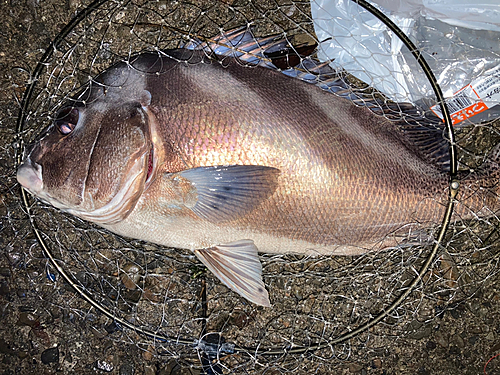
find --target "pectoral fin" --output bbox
[179,165,279,223]
[194,240,271,307]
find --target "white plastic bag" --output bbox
[372,0,500,32]
[311,0,500,124]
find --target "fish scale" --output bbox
[115,53,446,248]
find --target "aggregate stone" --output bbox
[348,363,363,373]
[94,359,114,372]
[41,346,59,364]
[1,0,500,375]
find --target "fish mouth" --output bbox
[17,157,43,194]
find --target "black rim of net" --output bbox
[14,0,458,358]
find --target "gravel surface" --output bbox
[1,0,499,374]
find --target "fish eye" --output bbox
[54,107,79,135]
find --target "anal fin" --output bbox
[194,240,271,307]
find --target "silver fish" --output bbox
[17,43,497,307]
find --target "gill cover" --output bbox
[19,83,154,225]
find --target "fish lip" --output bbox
[17,157,44,194]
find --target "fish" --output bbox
[16,31,500,307]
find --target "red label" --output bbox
[450,101,488,125]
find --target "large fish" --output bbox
[16,35,498,307]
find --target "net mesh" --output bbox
[2,0,500,373]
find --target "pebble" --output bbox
[41,346,59,364]
[16,289,27,298]
[230,310,253,329]
[162,359,181,375]
[90,326,107,339]
[94,360,114,372]
[437,254,458,288]
[143,288,161,303]
[468,335,479,345]
[16,312,38,327]
[121,263,141,290]
[142,345,154,361]
[469,325,483,334]
[348,363,363,373]
[0,280,10,296]
[468,301,483,317]
[5,248,22,267]
[107,289,118,300]
[292,286,303,301]
[0,267,11,277]
[435,331,448,348]
[449,346,460,355]
[123,289,142,304]
[68,0,83,11]
[0,338,16,355]
[450,307,463,319]
[476,305,489,319]
[160,364,200,375]
[104,321,121,334]
[407,323,433,340]
[450,334,465,348]
[490,342,500,353]
[426,341,436,350]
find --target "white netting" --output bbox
[3,0,500,374]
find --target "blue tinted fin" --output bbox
[179,165,279,223]
[194,240,271,307]
[181,26,359,96]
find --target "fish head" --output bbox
[17,85,156,225]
